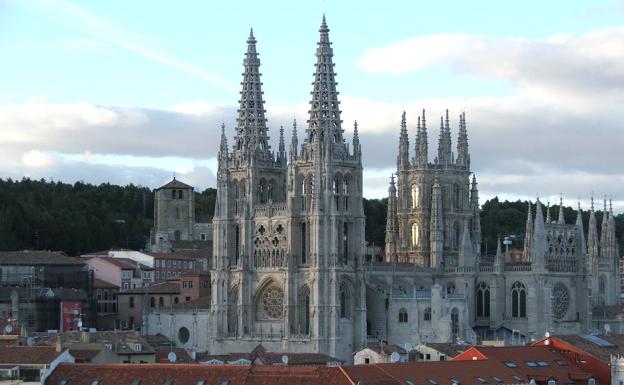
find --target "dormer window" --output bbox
[133,343,142,351]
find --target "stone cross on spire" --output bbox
[558,196,565,224]
[234,28,271,160]
[306,15,343,145]
[353,120,361,159]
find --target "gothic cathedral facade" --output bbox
[146,17,620,363]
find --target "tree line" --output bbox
[0,178,620,257]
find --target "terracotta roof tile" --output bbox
[550,334,624,362]
[0,251,84,265]
[93,278,119,289]
[0,346,62,364]
[423,342,471,358]
[45,363,352,385]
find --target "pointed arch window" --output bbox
[511,282,526,318]
[301,222,307,265]
[476,282,490,318]
[299,286,311,335]
[411,185,419,208]
[228,287,238,336]
[339,283,351,319]
[451,308,459,339]
[411,223,419,247]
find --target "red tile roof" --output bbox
[0,346,63,365]
[155,348,193,363]
[45,363,352,385]
[455,346,593,383]
[344,360,522,385]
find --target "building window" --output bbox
[299,286,311,335]
[174,297,179,304]
[511,281,526,318]
[301,222,307,264]
[399,308,408,323]
[256,284,284,320]
[476,282,490,318]
[411,223,419,247]
[174,230,181,241]
[343,222,349,264]
[200,233,206,240]
[171,190,176,199]
[159,297,164,307]
[129,296,135,308]
[423,307,431,321]
[411,184,419,208]
[150,297,155,308]
[178,190,183,199]
[339,283,351,319]
[451,307,459,339]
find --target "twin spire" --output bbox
[225,17,355,165]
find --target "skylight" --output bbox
[537,361,550,367]
[427,378,439,385]
[492,377,502,383]
[476,377,488,384]
[512,376,524,382]
[503,361,518,368]
[526,361,537,367]
[405,380,416,385]
[555,360,569,366]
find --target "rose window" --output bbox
[260,286,284,319]
[552,283,570,319]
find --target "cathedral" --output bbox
[145,17,621,363]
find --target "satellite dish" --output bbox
[4,325,12,334]
[544,331,550,338]
[390,352,400,363]
[26,337,34,346]
[77,321,83,328]
[605,324,611,334]
[167,352,177,363]
[403,342,413,352]
[281,355,289,365]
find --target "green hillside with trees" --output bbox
[0,178,621,257]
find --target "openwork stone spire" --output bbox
[290,119,298,161]
[522,201,533,262]
[278,125,286,165]
[470,174,481,255]
[587,197,599,263]
[575,202,587,271]
[218,123,229,167]
[385,174,398,261]
[353,120,361,159]
[558,197,565,224]
[436,109,452,166]
[456,112,470,169]
[398,111,409,170]
[414,111,428,167]
[430,177,444,268]
[306,15,343,144]
[234,28,271,160]
[532,199,547,270]
[600,198,609,259]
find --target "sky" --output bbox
[1,0,624,211]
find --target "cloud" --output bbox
[21,150,56,168]
[6,0,236,91]
[358,27,624,103]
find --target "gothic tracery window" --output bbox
[552,282,570,319]
[511,281,526,318]
[476,282,490,318]
[451,308,459,339]
[256,284,284,320]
